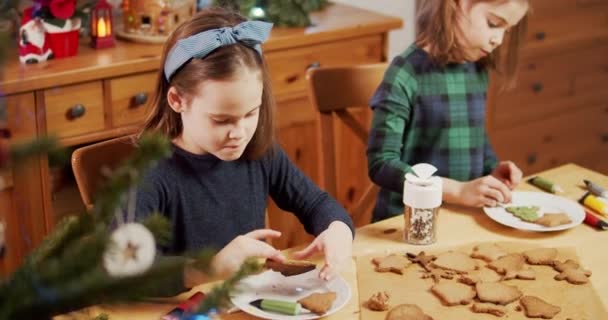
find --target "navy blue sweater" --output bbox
[134,143,354,254]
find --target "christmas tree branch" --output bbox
[195,259,262,314]
[94,133,171,225]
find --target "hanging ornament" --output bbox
[103,223,156,277]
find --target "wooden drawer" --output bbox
[490,103,608,175]
[109,72,156,127]
[491,42,608,129]
[524,1,608,55]
[265,35,383,100]
[44,81,105,139]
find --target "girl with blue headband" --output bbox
[137,7,354,287]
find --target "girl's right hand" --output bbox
[456,175,512,207]
[211,229,285,277]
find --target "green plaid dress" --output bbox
[367,44,498,221]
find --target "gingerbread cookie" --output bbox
[534,213,571,227]
[519,296,561,319]
[367,291,390,311]
[373,254,412,274]
[553,259,580,272]
[515,267,536,280]
[264,259,316,276]
[407,251,436,271]
[431,281,476,306]
[421,268,456,283]
[431,251,478,274]
[476,282,523,305]
[471,302,507,317]
[385,304,434,320]
[458,268,502,285]
[471,243,508,262]
[554,267,592,285]
[523,248,558,265]
[488,253,526,279]
[297,291,336,315]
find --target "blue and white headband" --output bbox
[164,20,273,81]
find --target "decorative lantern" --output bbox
[90,0,115,49]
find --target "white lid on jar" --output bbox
[403,163,443,209]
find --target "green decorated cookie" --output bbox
[506,206,540,222]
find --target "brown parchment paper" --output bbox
[356,242,607,320]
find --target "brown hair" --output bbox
[416,0,530,89]
[140,7,275,160]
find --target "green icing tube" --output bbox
[528,176,560,193]
[251,299,302,315]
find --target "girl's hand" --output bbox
[457,175,512,207]
[292,221,353,281]
[211,229,285,277]
[491,161,523,189]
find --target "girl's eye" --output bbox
[487,20,499,28]
[213,119,230,124]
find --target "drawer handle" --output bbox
[306,61,321,70]
[0,129,11,139]
[535,32,546,41]
[532,82,543,93]
[67,104,86,120]
[527,153,537,165]
[132,92,148,107]
[602,133,608,143]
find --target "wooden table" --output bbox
[57,164,607,319]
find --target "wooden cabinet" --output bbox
[487,0,608,175]
[0,93,47,274]
[0,3,402,273]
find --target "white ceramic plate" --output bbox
[483,191,585,231]
[230,269,351,320]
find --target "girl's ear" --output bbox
[167,86,187,113]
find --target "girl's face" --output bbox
[457,0,529,61]
[169,68,263,160]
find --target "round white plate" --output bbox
[230,269,351,320]
[483,191,585,231]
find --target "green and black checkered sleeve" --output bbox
[367,59,418,194]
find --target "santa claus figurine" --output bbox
[18,7,54,64]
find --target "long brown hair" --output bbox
[416,0,530,89]
[141,7,276,160]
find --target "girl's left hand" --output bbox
[491,161,523,190]
[291,221,353,281]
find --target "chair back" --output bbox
[306,63,387,226]
[72,135,137,210]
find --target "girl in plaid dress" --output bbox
[368,0,530,221]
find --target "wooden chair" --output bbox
[71,135,137,211]
[306,63,387,227]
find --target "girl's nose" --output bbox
[490,31,505,48]
[228,123,245,140]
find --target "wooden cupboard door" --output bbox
[267,97,317,250]
[490,43,608,131]
[489,103,608,175]
[0,93,46,276]
[524,0,608,55]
